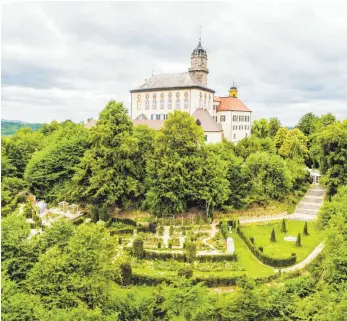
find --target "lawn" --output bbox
[241,220,322,263]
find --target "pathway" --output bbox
[200,222,221,254]
[277,242,324,273]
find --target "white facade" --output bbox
[204,131,223,144]
[131,88,214,120]
[217,111,251,143]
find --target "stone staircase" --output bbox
[293,185,325,220]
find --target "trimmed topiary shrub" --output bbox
[168,240,173,249]
[159,225,164,236]
[118,237,122,245]
[296,233,302,247]
[178,267,193,278]
[303,222,309,236]
[120,262,132,285]
[169,225,174,236]
[133,237,144,258]
[270,228,276,242]
[281,219,287,233]
[250,236,255,245]
[157,241,162,249]
[258,246,264,253]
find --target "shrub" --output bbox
[185,242,197,263]
[120,262,132,285]
[118,237,122,245]
[109,226,134,235]
[178,267,193,278]
[171,237,180,247]
[238,229,296,267]
[303,222,309,235]
[220,221,229,240]
[168,240,173,249]
[157,241,162,249]
[159,225,164,236]
[296,233,302,247]
[137,225,151,233]
[149,222,157,233]
[258,246,264,252]
[281,218,287,233]
[169,225,174,236]
[182,226,186,236]
[143,250,186,261]
[250,236,255,245]
[196,254,237,262]
[133,237,144,258]
[270,228,276,242]
[71,216,84,226]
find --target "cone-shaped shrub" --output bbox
[281,219,287,233]
[169,225,174,236]
[270,228,276,242]
[296,233,302,247]
[303,222,309,235]
[133,237,144,258]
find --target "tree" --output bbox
[270,228,276,242]
[71,101,142,208]
[297,112,319,136]
[24,122,89,202]
[296,233,302,247]
[274,127,289,150]
[242,152,292,205]
[279,128,309,160]
[251,117,281,138]
[144,111,204,215]
[281,218,287,233]
[26,223,120,309]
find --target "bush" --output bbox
[258,246,264,252]
[281,218,287,233]
[250,236,255,245]
[185,242,197,263]
[118,237,122,245]
[196,254,237,262]
[143,250,186,261]
[168,240,173,249]
[109,226,135,235]
[238,229,296,267]
[182,226,186,236]
[133,238,144,258]
[71,216,84,226]
[220,221,229,240]
[178,267,193,278]
[149,222,157,233]
[169,225,174,236]
[120,262,132,285]
[158,225,164,236]
[157,241,162,249]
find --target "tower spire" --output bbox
[199,26,202,42]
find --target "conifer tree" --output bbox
[296,233,302,247]
[303,221,309,235]
[281,218,287,233]
[270,228,276,242]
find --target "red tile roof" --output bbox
[214,97,251,112]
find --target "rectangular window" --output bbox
[239,115,244,122]
[151,114,155,120]
[245,116,249,122]
[137,101,141,110]
[233,115,238,122]
[220,115,226,122]
[145,100,149,110]
[160,99,164,109]
[204,135,208,142]
[239,125,242,130]
[156,114,160,120]
[184,98,189,109]
[176,99,180,109]
[152,100,157,109]
[168,99,172,109]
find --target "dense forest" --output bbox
[2,101,347,320]
[1,120,43,136]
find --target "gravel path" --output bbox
[278,242,324,273]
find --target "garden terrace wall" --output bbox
[237,228,297,267]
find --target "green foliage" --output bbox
[1,120,43,136]
[24,122,89,202]
[220,220,229,239]
[71,100,142,208]
[278,128,309,160]
[297,112,319,136]
[177,267,193,278]
[120,262,132,286]
[251,117,281,138]
[270,228,276,242]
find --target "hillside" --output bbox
[1,119,43,136]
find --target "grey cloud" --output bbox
[1,1,347,125]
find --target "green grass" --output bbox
[241,220,322,263]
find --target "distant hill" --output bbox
[1,119,43,136]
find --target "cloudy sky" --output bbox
[2,1,347,126]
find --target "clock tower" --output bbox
[188,39,209,86]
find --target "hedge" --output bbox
[110,217,137,227]
[238,229,297,267]
[137,225,152,233]
[131,272,280,287]
[140,250,237,263]
[109,226,135,235]
[71,217,84,226]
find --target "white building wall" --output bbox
[131,88,214,120]
[217,111,232,141]
[204,131,222,144]
[229,111,252,143]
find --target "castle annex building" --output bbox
[130,39,252,143]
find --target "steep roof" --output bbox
[132,119,164,130]
[214,97,251,112]
[192,109,222,132]
[130,72,214,93]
